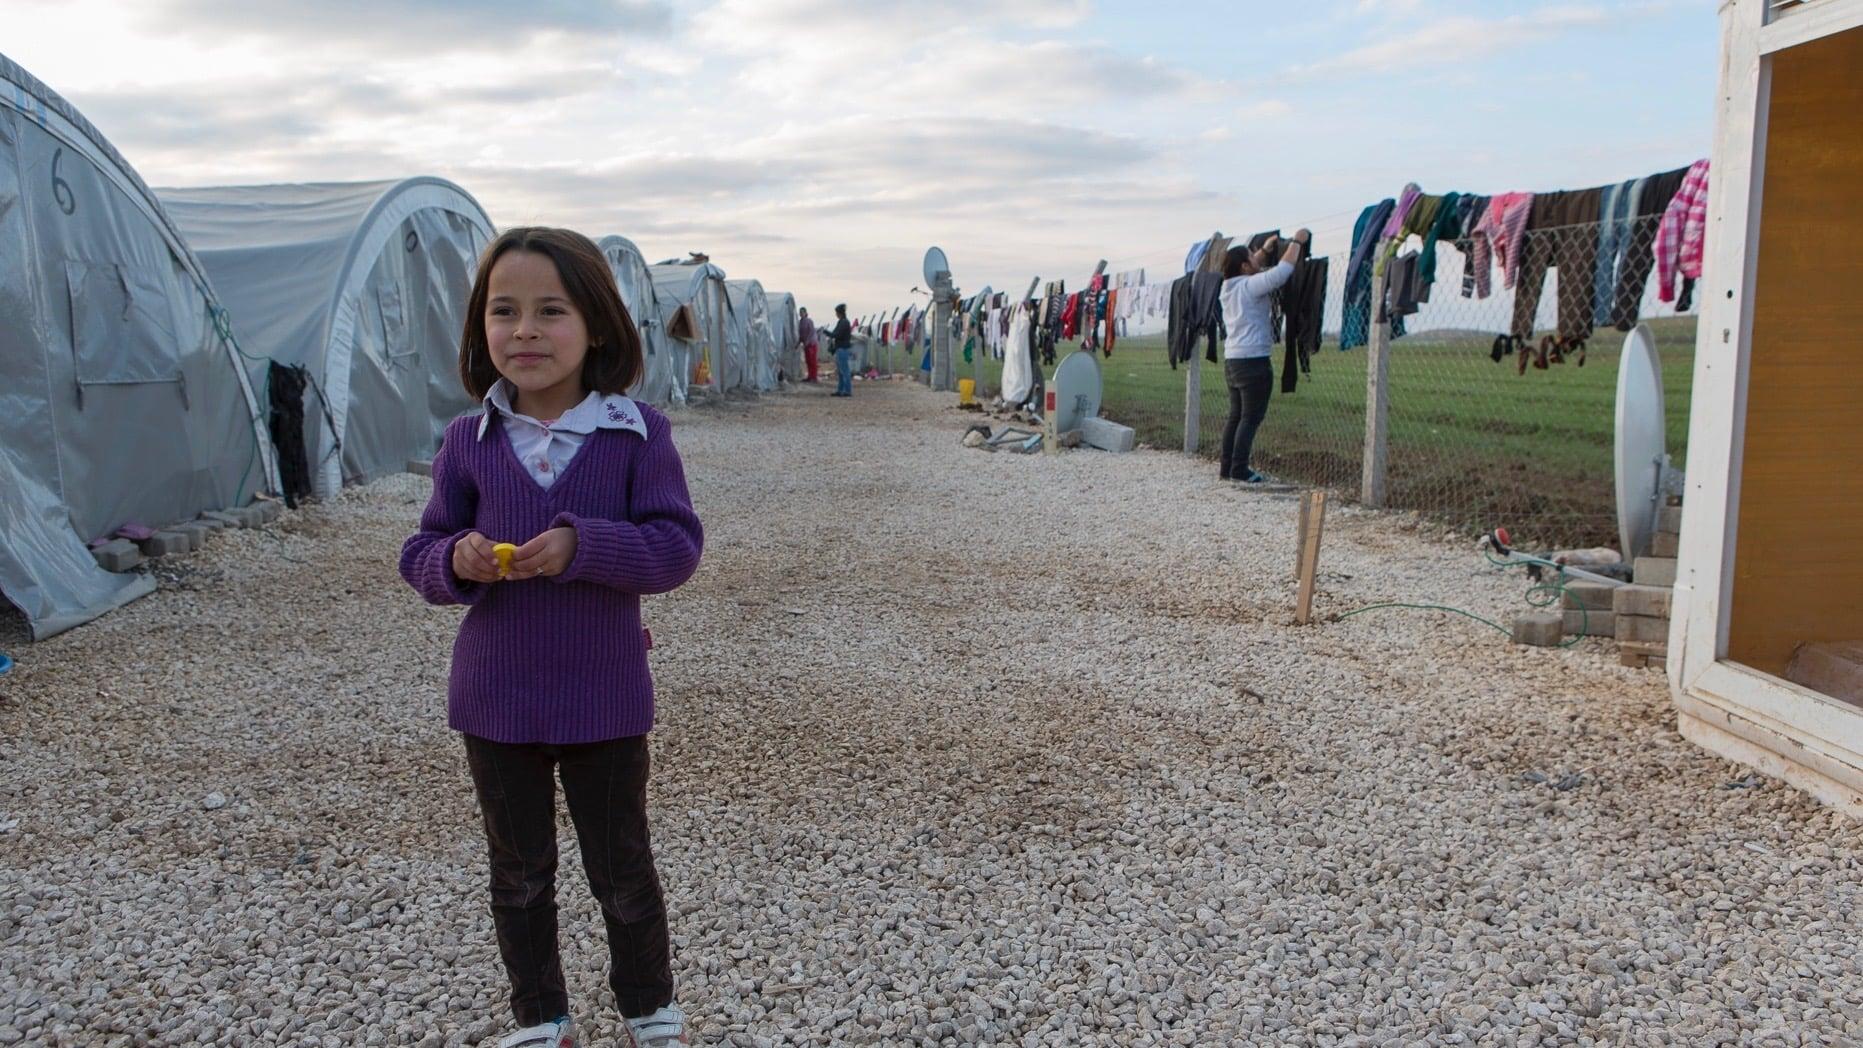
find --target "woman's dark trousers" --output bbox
[1220,356,1274,479]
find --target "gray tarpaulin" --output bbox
[599,235,676,406]
[724,279,777,393]
[649,262,732,401]
[766,291,801,383]
[1,52,276,639]
[158,178,495,497]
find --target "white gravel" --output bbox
[2,378,1860,1047]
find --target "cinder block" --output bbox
[136,531,190,558]
[1650,531,1679,558]
[407,459,434,477]
[1511,611,1564,647]
[217,505,265,528]
[1613,584,1673,619]
[1079,416,1136,453]
[1657,504,1684,536]
[1633,556,1677,588]
[199,511,240,529]
[92,538,142,573]
[1616,614,1672,645]
[1562,581,1615,611]
[1784,641,1863,709]
[1564,609,1615,637]
[172,521,211,549]
[251,499,283,525]
[1620,648,1667,671]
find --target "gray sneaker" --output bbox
[499,1016,575,1048]
[622,1004,690,1047]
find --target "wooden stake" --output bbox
[1295,489,1328,625]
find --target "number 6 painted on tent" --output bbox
[51,148,76,215]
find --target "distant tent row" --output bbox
[1,50,808,638]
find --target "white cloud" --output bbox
[1291,6,1609,79]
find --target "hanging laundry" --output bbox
[1592,177,1643,326]
[1280,255,1329,394]
[1166,271,1223,368]
[1508,188,1604,368]
[1473,191,1534,294]
[1656,158,1710,306]
[1341,198,1395,350]
[1102,288,1117,356]
[1602,165,1688,329]
[1417,191,1462,286]
[1382,183,1422,239]
[1453,195,1491,297]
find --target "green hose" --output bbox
[1336,559,1589,648]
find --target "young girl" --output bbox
[400,227,703,1048]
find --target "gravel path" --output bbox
[3,379,1860,1047]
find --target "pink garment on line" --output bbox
[1656,158,1710,303]
[1472,191,1534,294]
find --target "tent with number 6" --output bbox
[0,51,278,639]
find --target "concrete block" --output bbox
[1784,641,1863,709]
[92,538,142,573]
[1564,609,1615,637]
[251,499,283,525]
[199,511,239,529]
[1079,415,1136,453]
[1511,611,1564,647]
[1657,504,1684,536]
[407,459,434,477]
[1650,530,1679,558]
[1613,584,1673,619]
[1616,614,1672,645]
[136,531,190,558]
[1561,580,1615,611]
[1619,648,1667,671]
[173,521,211,549]
[1633,556,1677,588]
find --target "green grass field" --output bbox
[964,315,1696,546]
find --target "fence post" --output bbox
[1184,349,1201,455]
[1361,249,1391,507]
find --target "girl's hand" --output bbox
[453,532,501,583]
[508,527,579,579]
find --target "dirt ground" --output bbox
[1,378,1858,1047]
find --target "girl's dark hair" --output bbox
[459,226,643,399]
[1221,244,1253,281]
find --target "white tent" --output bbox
[649,262,732,400]
[724,278,778,392]
[1,52,277,639]
[158,178,495,497]
[766,291,801,384]
[598,235,675,406]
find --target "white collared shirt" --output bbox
[476,381,647,488]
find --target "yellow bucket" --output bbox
[957,378,976,406]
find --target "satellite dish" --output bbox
[1614,324,1680,561]
[1052,349,1103,433]
[923,246,950,286]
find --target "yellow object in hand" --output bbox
[493,542,517,579]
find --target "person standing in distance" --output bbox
[830,304,855,397]
[797,307,820,383]
[1218,228,1308,483]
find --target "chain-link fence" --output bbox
[964,215,1696,548]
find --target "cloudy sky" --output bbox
[7,0,1714,316]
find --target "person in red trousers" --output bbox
[797,307,820,383]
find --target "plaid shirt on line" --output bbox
[1656,158,1710,303]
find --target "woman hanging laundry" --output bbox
[1217,229,1308,483]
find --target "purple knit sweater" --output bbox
[399,407,703,744]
